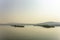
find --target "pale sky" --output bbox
[0,0,60,23]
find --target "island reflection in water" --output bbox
[0,25,60,40]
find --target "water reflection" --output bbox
[0,26,59,40]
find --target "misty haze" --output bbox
[0,0,60,40]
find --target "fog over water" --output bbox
[0,26,60,40]
[0,0,60,40]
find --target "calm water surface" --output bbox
[0,25,60,40]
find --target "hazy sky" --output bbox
[0,0,60,23]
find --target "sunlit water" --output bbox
[0,25,60,40]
